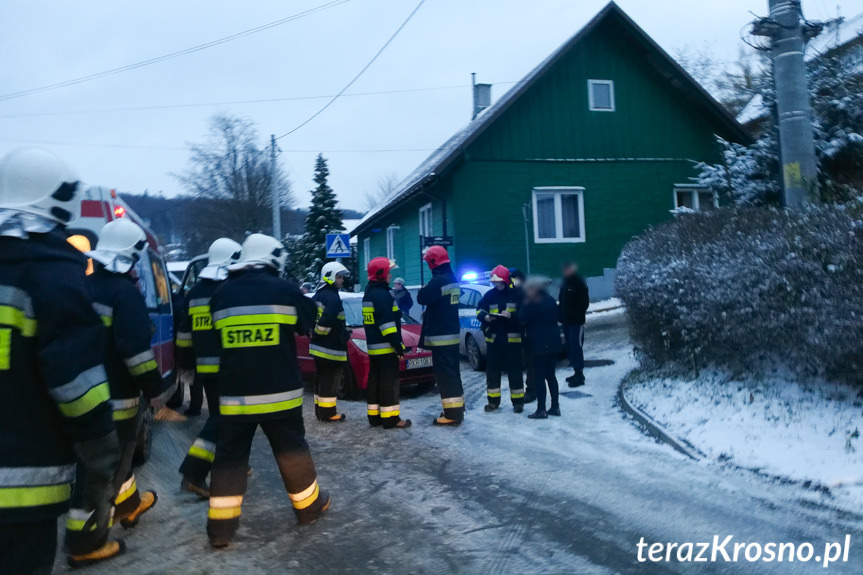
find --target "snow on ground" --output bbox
[587,297,623,314]
[626,370,863,510]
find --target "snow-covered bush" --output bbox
[617,204,863,382]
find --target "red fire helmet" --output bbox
[367,256,398,281]
[422,245,450,269]
[490,265,510,284]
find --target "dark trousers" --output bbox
[366,354,401,427]
[533,353,560,411]
[179,375,220,483]
[188,377,204,413]
[314,359,343,420]
[0,519,57,575]
[522,339,535,399]
[486,340,524,407]
[432,345,464,421]
[207,414,320,545]
[564,324,585,377]
[113,410,146,521]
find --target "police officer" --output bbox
[363,257,411,429]
[0,148,122,572]
[477,265,525,413]
[177,238,242,497]
[311,262,350,422]
[207,234,329,549]
[417,246,464,426]
[86,219,166,530]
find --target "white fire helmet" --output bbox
[0,148,79,225]
[236,233,286,271]
[88,219,147,274]
[199,238,242,280]
[321,261,350,285]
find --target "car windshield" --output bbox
[342,297,419,327]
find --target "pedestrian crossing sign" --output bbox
[325,233,351,258]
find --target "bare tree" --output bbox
[674,44,764,116]
[363,172,400,212]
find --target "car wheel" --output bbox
[338,364,363,401]
[133,407,153,466]
[466,334,486,372]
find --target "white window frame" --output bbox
[673,185,717,211]
[532,187,586,244]
[588,79,615,112]
[418,203,433,238]
[363,237,370,269]
[386,225,399,260]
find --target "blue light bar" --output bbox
[461,272,479,282]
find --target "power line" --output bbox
[0,0,351,103]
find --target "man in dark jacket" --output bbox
[177,238,242,497]
[521,277,564,419]
[311,261,351,422]
[0,147,122,572]
[558,262,589,387]
[417,246,463,426]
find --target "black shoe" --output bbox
[295,490,332,525]
[484,404,499,412]
[513,404,524,414]
[523,393,536,404]
[181,477,210,499]
[527,409,548,419]
[548,406,561,416]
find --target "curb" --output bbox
[617,378,705,461]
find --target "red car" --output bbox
[296,293,434,398]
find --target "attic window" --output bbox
[588,80,615,112]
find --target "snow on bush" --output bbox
[617,204,863,381]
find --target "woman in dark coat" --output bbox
[520,277,564,419]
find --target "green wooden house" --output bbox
[352,2,749,296]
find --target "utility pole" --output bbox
[753,1,822,206]
[270,134,281,240]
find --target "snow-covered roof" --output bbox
[353,1,746,236]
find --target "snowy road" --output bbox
[60,312,863,574]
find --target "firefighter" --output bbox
[310,261,351,422]
[0,148,123,572]
[85,219,167,532]
[477,265,525,413]
[363,257,411,429]
[417,246,464,426]
[177,238,242,497]
[207,234,329,548]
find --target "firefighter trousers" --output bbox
[366,354,402,427]
[486,340,524,407]
[313,358,342,420]
[207,413,321,545]
[179,375,220,483]
[432,345,464,421]
[0,519,57,575]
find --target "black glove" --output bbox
[395,344,406,358]
[74,432,122,538]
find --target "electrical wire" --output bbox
[0,0,351,102]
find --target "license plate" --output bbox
[407,356,433,369]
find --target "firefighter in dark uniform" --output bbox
[177,238,242,497]
[363,257,412,429]
[86,218,167,530]
[207,234,330,548]
[311,261,350,422]
[0,148,123,572]
[477,265,525,413]
[417,246,464,426]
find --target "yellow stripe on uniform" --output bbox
[209,495,243,519]
[0,484,71,508]
[289,481,320,510]
[115,476,137,504]
[219,390,304,416]
[57,382,110,418]
[0,305,37,337]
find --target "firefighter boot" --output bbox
[181,476,210,499]
[433,412,462,426]
[120,491,158,528]
[513,404,524,414]
[67,541,126,569]
[295,489,332,525]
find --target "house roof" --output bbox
[353,1,750,236]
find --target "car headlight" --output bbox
[351,339,368,353]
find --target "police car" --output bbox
[457,281,493,371]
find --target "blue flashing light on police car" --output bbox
[461,271,479,282]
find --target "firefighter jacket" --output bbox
[89,266,165,421]
[362,281,404,356]
[176,278,222,375]
[0,230,114,523]
[210,267,316,420]
[477,286,522,345]
[311,283,348,362]
[416,262,460,348]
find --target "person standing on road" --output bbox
[509,269,535,404]
[391,277,413,317]
[176,238,242,498]
[0,148,123,572]
[207,234,329,548]
[520,277,564,419]
[417,246,464,426]
[310,261,351,423]
[558,262,589,388]
[363,257,412,429]
[86,219,167,531]
[477,265,525,413]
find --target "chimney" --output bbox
[471,73,491,120]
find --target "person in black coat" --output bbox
[558,262,589,388]
[520,277,564,418]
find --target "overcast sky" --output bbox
[0,0,856,212]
